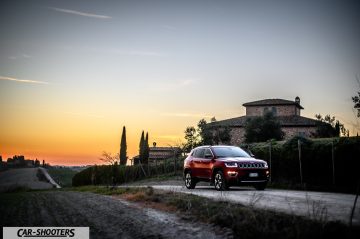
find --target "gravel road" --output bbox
[145,185,360,225]
[0,191,229,239]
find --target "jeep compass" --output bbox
[183,145,270,190]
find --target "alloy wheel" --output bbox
[214,172,223,190]
[185,173,192,188]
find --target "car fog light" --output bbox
[227,171,237,176]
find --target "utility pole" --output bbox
[269,140,272,183]
[167,144,176,175]
[298,139,303,186]
[331,140,335,186]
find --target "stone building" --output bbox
[131,146,181,165]
[209,97,318,145]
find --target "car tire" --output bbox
[214,171,228,191]
[254,182,267,190]
[185,171,196,189]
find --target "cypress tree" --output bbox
[144,132,150,164]
[139,131,145,163]
[120,126,127,165]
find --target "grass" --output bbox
[121,170,183,185]
[70,186,360,239]
[47,167,78,187]
[0,184,32,193]
[69,185,143,195]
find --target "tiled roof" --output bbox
[243,99,304,109]
[208,115,318,127]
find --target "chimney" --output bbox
[295,96,300,104]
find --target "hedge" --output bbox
[72,158,183,187]
[241,136,360,193]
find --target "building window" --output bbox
[272,107,277,116]
[263,107,269,115]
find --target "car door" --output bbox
[201,148,214,179]
[192,148,205,178]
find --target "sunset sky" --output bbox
[1,0,359,165]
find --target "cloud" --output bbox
[63,111,104,119]
[180,79,194,86]
[153,78,199,91]
[161,112,212,118]
[127,51,167,57]
[63,46,166,57]
[8,54,31,60]
[49,7,112,19]
[0,76,49,85]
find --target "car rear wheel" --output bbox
[214,171,228,191]
[185,171,196,189]
[254,182,267,190]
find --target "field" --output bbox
[47,167,79,187]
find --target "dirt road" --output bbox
[0,191,229,239]
[146,185,360,225]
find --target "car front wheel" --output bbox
[185,171,196,189]
[214,171,228,191]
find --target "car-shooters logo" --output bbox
[3,227,89,239]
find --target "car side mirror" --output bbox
[246,149,255,157]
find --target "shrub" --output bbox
[72,158,184,186]
[242,136,360,193]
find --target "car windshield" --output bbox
[212,147,250,158]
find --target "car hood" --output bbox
[216,157,266,163]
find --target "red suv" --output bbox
[183,145,269,190]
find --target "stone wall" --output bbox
[245,105,300,117]
[282,126,317,139]
[226,126,317,145]
[229,127,246,145]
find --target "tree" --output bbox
[119,126,127,165]
[197,119,213,145]
[353,91,360,117]
[183,126,198,152]
[183,117,232,152]
[99,151,119,165]
[244,112,284,143]
[209,118,231,145]
[139,131,145,163]
[111,161,119,185]
[91,165,98,185]
[143,132,150,164]
[214,126,231,144]
[314,114,348,137]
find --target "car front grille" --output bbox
[238,163,266,169]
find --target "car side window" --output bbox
[193,148,205,158]
[203,148,213,159]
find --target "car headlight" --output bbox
[225,162,238,168]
